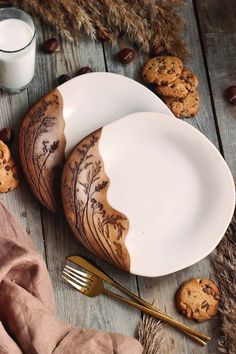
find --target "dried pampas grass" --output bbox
[8,0,188,59]
[211,210,236,353]
[139,315,163,354]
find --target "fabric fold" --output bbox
[0,202,142,354]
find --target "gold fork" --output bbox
[62,264,209,345]
[66,256,210,345]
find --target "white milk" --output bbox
[0,18,35,92]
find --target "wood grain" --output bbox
[0,89,45,256]
[194,0,236,34]
[195,0,236,179]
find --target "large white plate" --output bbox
[59,72,173,156]
[85,112,234,276]
[104,113,235,276]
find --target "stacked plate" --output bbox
[19,73,235,277]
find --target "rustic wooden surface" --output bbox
[0,1,235,353]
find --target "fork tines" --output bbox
[62,264,91,291]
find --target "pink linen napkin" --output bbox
[0,202,143,354]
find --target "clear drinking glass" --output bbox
[0,7,36,93]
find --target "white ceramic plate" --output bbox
[63,112,235,277]
[19,72,173,213]
[59,72,173,156]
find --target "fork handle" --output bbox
[108,279,207,344]
[104,289,208,345]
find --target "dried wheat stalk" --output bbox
[211,210,236,353]
[139,315,163,354]
[9,0,188,59]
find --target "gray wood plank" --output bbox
[27,24,140,336]
[194,0,236,34]
[0,88,45,255]
[101,0,221,352]
[195,0,236,178]
[181,1,219,150]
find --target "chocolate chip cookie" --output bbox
[142,56,183,85]
[0,140,20,193]
[175,278,220,322]
[156,67,199,98]
[164,89,200,118]
[0,140,10,166]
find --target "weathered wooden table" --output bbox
[1,1,235,353]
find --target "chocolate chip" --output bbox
[5,165,11,171]
[117,48,135,64]
[42,38,59,54]
[58,74,70,85]
[225,86,236,104]
[77,67,93,75]
[202,285,214,295]
[0,128,14,145]
[201,300,210,310]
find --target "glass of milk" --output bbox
[0,7,36,93]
